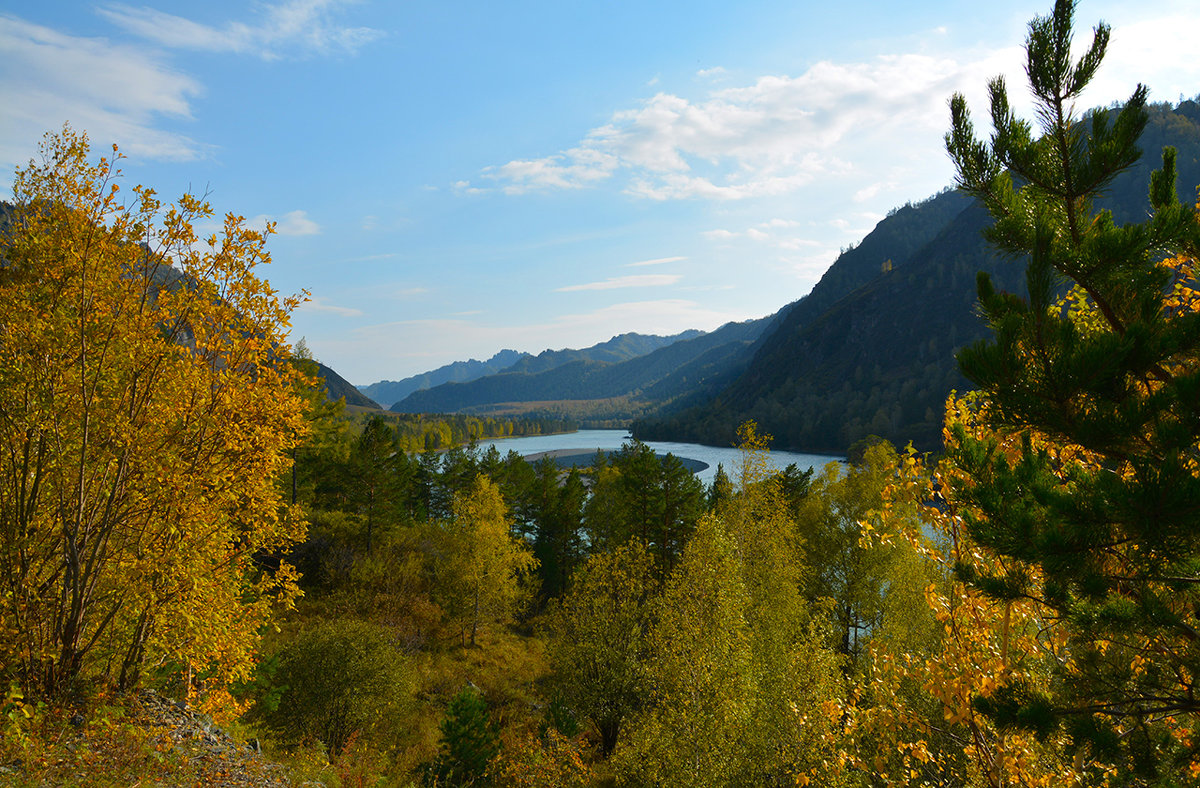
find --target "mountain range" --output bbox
[355,99,1200,453]
[391,320,771,418]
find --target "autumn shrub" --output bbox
[491,725,593,788]
[265,619,412,756]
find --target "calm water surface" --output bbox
[474,429,842,485]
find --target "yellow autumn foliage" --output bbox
[0,126,310,703]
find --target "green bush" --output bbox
[266,619,411,755]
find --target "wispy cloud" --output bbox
[482,144,618,194]
[298,296,363,317]
[0,0,381,174]
[452,179,489,195]
[556,274,682,292]
[97,0,383,60]
[703,218,826,252]
[250,209,320,236]
[625,256,686,267]
[696,66,726,78]
[340,252,400,263]
[0,15,204,169]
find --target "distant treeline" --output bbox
[364,412,576,452]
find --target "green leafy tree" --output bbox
[288,341,353,509]
[657,453,705,573]
[546,542,656,757]
[267,619,412,756]
[613,515,754,788]
[945,0,1200,777]
[581,441,703,574]
[795,442,899,667]
[532,465,586,602]
[706,463,733,511]
[714,421,843,784]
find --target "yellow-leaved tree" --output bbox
[437,474,537,647]
[0,127,310,704]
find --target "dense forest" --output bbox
[5,2,1200,786]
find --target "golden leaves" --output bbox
[0,125,310,701]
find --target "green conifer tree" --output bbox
[431,685,500,786]
[945,0,1200,776]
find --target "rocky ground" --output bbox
[0,690,317,788]
[128,689,299,787]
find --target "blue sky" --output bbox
[3,1,1200,385]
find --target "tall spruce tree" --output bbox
[945,0,1200,777]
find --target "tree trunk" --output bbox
[118,608,154,691]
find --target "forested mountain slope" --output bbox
[363,331,701,411]
[388,191,974,422]
[359,349,528,408]
[391,317,770,416]
[502,330,704,375]
[317,361,381,409]
[635,101,1200,453]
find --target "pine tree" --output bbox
[350,415,398,553]
[945,0,1200,776]
[432,685,500,786]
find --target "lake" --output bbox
[473,429,843,486]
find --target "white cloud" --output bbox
[97,0,383,60]
[556,274,682,292]
[0,15,205,170]
[482,144,618,193]
[625,256,686,267]
[479,9,1200,205]
[340,251,399,263]
[483,52,975,201]
[701,229,738,240]
[0,0,382,174]
[550,299,742,335]
[696,66,726,78]
[853,181,899,202]
[775,237,821,251]
[250,209,320,236]
[298,296,363,317]
[452,179,489,195]
[1084,9,1200,106]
